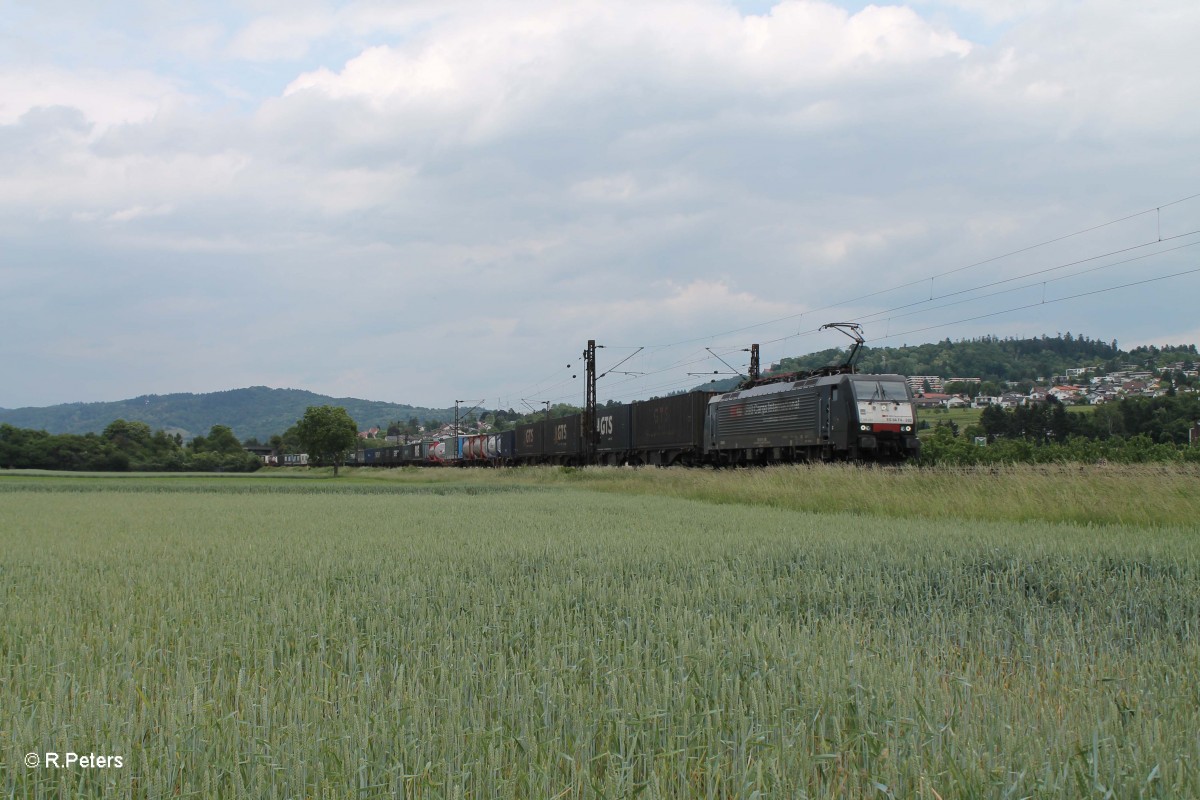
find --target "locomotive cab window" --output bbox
[853,380,909,403]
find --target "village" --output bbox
[905,359,1200,411]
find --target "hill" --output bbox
[687,334,1196,393]
[0,387,454,442]
[752,335,1195,385]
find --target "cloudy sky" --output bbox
[3,0,1198,411]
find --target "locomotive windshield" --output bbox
[853,379,909,403]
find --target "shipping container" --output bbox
[513,420,545,459]
[632,391,711,451]
[546,413,583,460]
[427,439,452,462]
[461,434,486,461]
[493,430,515,461]
[595,403,633,459]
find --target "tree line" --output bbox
[0,404,363,474]
[920,394,1200,465]
[0,420,262,472]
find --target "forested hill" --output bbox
[769,334,1196,383]
[0,387,453,442]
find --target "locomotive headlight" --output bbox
[902,425,912,432]
[860,424,870,431]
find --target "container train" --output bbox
[335,369,920,469]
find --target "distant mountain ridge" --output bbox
[0,387,454,442]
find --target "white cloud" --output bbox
[915,0,1043,26]
[0,68,181,133]
[281,1,971,145]
[226,11,338,61]
[106,204,176,223]
[0,140,250,224]
[805,220,930,265]
[2,0,1199,409]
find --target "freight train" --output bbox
[338,369,919,469]
[283,325,922,469]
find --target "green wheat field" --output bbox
[1,465,1198,798]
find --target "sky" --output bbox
[2,0,1198,411]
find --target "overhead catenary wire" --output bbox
[850,238,1200,330]
[872,263,1200,345]
[601,191,1200,353]
[498,191,1198,409]
[632,221,1200,360]
[684,220,1200,359]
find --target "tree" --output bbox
[295,405,358,476]
[188,424,259,472]
[192,424,243,455]
[103,419,152,450]
[979,404,1008,440]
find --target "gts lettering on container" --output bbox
[524,429,536,445]
[553,423,569,443]
[596,416,614,436]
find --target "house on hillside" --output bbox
[1000,393,1027,408]
[907,376,944,393]
[1049,385,1084,403]
[914,392,952,409]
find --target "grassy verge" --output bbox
[5,462,1196,526]
[281,462,1197,528]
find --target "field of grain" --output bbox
[1,469,1197,798]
